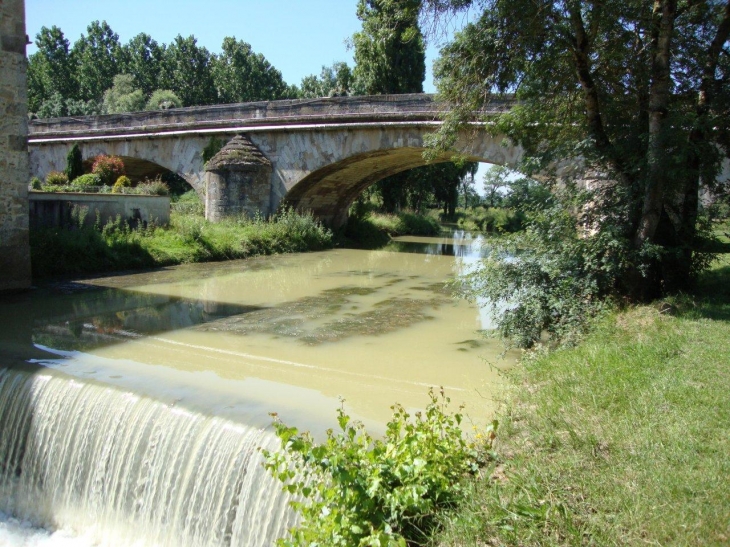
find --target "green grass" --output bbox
[434,253,730,546]
[30,208,334,279]
[368,211,442,236]
[342,210,442,249]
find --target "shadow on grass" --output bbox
[676,257,730,322]
[30,226,157,279]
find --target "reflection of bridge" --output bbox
[29,94,519,227]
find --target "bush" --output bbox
[457,207,524,234]
[30,177,43,190]
[137,178,170,196]
[396,211,441,235]
[369,211,441,237]
[263,389,490,547]
[146,89,182,110]
[92,155,125,185]
[112,176,132,193]
[45,171,69,186]
[71,173,102,189]
[461,194,638,348]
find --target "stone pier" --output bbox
[0,0,31,291]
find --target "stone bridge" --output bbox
[28,94,519,227]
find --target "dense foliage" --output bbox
[418,0,730,344]
[425,0,730,295]
[27,21,297,116]
[264,389,492,547]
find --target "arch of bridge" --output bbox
[252,126,524,227]
[30,135,211,193]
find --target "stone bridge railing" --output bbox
[28,94,516,141]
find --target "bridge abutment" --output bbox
[0,0,31,292]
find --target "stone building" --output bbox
[0,0,31,291]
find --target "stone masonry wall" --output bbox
[0,0,31,291]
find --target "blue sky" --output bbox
[26,0,452,93]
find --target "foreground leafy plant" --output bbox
[263,389,492,547]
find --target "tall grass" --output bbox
[30,208,333,278]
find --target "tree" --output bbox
[352,0,426,94]
[101,74,146,114]
[27,26,77,113]
[72,21,123,102]
[213,37,291,103]
[65,143,83,183]
[121,33,163,96]
[300,62,354,98]
[482,166,509,208]
[424,0,730,301]
[160,35,216,107]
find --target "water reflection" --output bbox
[384,229,489,259]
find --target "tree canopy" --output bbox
[352,0,426,94]
[27,21,299,116]
[418,0,730,345]
[425,0,730,297]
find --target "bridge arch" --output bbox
[29,135,216,194]
[272,128,525,227]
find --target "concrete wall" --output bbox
[0,0,31,291]
[29,193,170,230]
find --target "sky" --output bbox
[26,0,456,93]
[25,0,492,187]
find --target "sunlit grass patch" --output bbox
[435,258,730,546]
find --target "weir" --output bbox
[0,364,297,546]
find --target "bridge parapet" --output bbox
[28,94,515,141]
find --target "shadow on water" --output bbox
[0,283,264,361]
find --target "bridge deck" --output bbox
[28,94,515,141]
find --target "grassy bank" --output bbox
[30,208,334,278]
[435,254,730,546]
[343,211,442,248]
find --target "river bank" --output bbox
[435,252,730,546]
[29,208,335,279]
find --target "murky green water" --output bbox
[0,230,515,431]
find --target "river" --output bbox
[0,229,516,546]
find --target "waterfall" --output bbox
[0,365,296,546]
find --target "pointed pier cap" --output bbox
[205,135,271,171]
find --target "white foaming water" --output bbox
[0,512,95,547]
[0,367,296,547]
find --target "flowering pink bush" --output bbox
[91,155,125,185]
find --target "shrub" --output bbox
[146,89,182,111]
[45,171,69,186]
[71,173,102,189]
[396,211,441,235]
[263,389,490,547]
[30,177,43,190]
[112,176,132,193]
[92,155,125,185]
[137,178,170,196]
[65,143,83,183]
